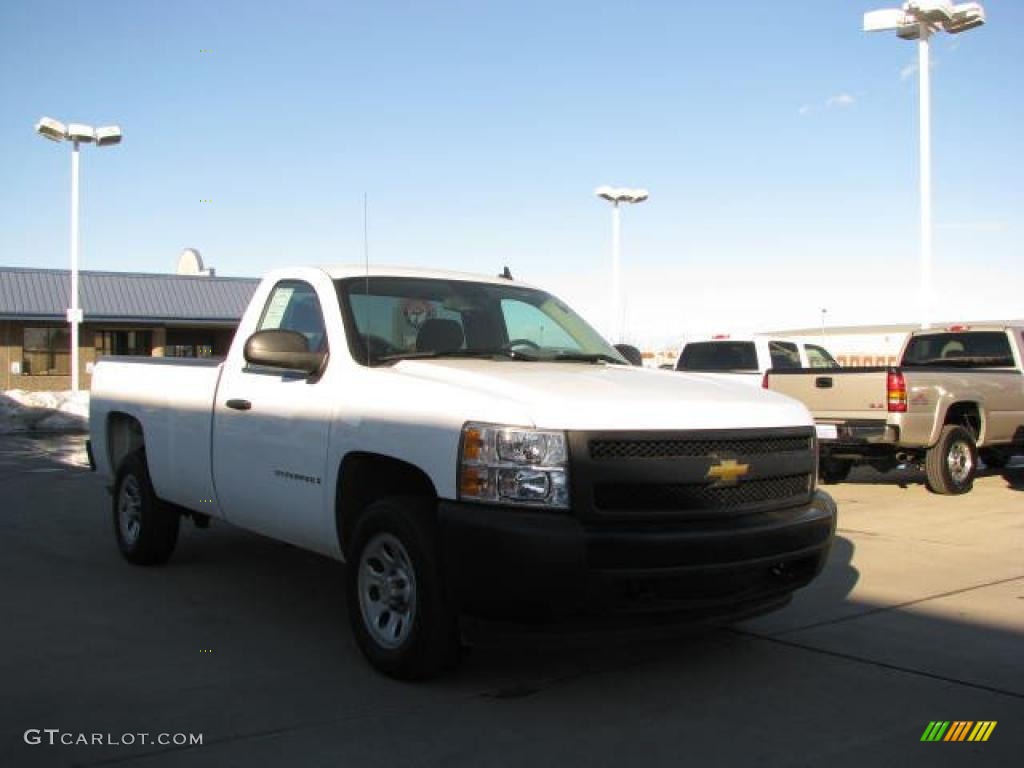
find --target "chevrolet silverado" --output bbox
[90,266,837,679]
[766,325,1024,493]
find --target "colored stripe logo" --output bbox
[921,721,997,742]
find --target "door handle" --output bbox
[226,399,252,411]
[815,377,833,389]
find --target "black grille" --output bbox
[594,474,812,512]
[589,436,811,460]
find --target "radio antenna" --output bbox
[363,192,370,365]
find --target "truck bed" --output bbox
[89,357,224,513]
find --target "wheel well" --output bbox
[107,413,145,472]
[944,402,981,439]
[336,452,437,555]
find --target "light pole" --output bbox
[34,117,122,393]
[820,308,828,343]
[594,185,648,342]
[863,1,985,329]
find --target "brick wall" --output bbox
[0,320,96,391]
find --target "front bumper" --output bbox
[438,490,837,622]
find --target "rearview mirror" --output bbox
[244,329,325,375]
[615,344,643,367]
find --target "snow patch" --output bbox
[0,390,89,434]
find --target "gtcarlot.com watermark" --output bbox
[25,729,203,747]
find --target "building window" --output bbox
[95,330,153,358]
[166,344,214,358]
[22,327,70,375]
[165,329,216,358]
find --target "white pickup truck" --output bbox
[675,336,840,386]
[89,266,837,679]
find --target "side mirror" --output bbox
[244,329,325,375]
[615,343,643,367]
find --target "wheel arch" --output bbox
[335,451,438,557]
[106,412,146,474]
[940,401,984,444]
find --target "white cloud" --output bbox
[900,61,918,80]
[800,93,856,115]
[825,93,856,109]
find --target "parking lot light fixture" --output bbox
[34,116,123,393]
[594,186,649,343]
[863,2,986,329]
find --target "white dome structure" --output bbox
[176,248,215,276]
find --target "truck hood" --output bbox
[390,359,812,431]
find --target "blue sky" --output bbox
[1,1,1021,342]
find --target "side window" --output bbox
[258,281,327,352]
[768,341,801,369]
[501,299,577,349]
[804,344,839,369]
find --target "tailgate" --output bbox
[766,368,891,422]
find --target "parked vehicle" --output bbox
[765,325,1024,494]
[89,266,837,679]
[676,336,839,385]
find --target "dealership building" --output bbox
[0,266,258,392]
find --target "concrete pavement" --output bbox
[1,435,1021,766]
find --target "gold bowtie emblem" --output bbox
[706,458,750,487]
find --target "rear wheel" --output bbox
[925,425,977,495]
[113,451,180,564]
[346,497,458,680]
[818,457,853,485]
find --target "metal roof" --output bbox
[0,267,259,324]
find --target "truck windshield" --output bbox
[902,331,1015,368]
[336,277,627,366]
[677,341,758,372]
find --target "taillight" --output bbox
[762,372,769,389]
[887,371,907,412]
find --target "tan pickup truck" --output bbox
[765,325,1024,494]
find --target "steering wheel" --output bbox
[504,338,542,351]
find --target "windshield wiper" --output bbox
[547,352,625,365]
[375,348,539,364]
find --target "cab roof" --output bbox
[316,264,539,290]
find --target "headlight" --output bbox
[459,422,569,509]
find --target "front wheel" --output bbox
[925,425,977,495]
[345,498,459,680]
[113,451,180,564]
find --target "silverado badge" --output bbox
[706,458,750,487]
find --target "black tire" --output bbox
[818,457,853,485]
[925,425,977,495]
[979,448,1010,470]
[345,497,459,680]
[113,451,180,565]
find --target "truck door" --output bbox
[211,279,335,555]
